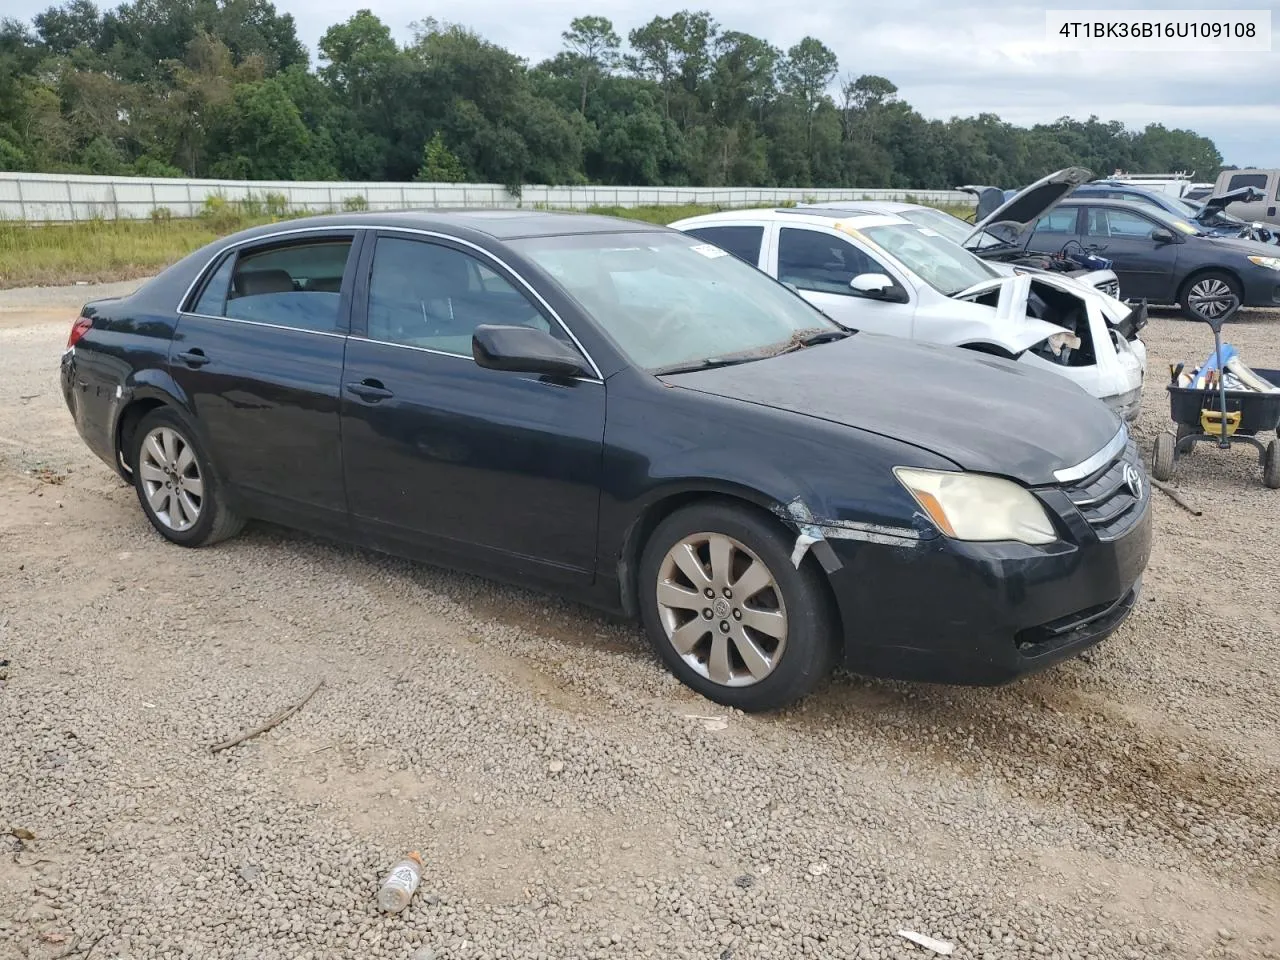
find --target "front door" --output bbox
[770,225,915,336]
[170,231,358,525]
[1080,206,1178,301]
[340,232,606,585]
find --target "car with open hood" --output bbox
[60,210,1152,712]
[1073,181,1278,245]
[670,207,1148,422]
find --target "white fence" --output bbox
[0,172,972,222]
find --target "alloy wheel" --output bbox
[655,532,788,687]
[1187,278,1235,320]
[138,426,203,532]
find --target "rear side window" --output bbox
[1033,208,1078,234]
[190,238,354,334]
[1227,173,1268,192]
[684,225,764,266]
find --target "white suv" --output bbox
[669,208,1148,422]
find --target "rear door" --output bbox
[171,231,359,526]
[340,231,605,585]
[1079,206,1178,301]
[768,225,915,335]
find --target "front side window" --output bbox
[1086,208,1160,239]
[857,222,998,297]
[777,227,885,295]
[684,225,764,266]
[511,231,840,373]
[366,237,554,355]
[191,238,353,333]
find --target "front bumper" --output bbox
[1240,269,1280,307]
[1102,384,1143,423]
[821,487,1152,686]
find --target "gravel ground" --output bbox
[1,282,1278,960]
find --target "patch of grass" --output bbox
[0,198,979,289]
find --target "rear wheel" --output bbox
[1152,432,1175,482]
[1178,271,1242,323]
[130,407,243,547]
[638,501,837,712]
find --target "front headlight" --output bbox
[893,467,1057,545]
[1248,255,1280,271]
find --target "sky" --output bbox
[10,0,1280,170]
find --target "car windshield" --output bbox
[1133,205,1206,237]
[897,207,973,244]
[856,222,1000,296]
[510,232,842,372]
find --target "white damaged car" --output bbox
[670,207,1148,421]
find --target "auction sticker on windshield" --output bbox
[690,243,728,258]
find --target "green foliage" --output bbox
[341,194,368,211]
[0,3,1229,192]
[416,132,467,182]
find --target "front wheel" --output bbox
[638,501,837,712]
[130,407,244,546]
[1179,271,1242,323]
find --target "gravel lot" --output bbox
[2,280,1278,960]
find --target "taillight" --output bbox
[67,315,92,348]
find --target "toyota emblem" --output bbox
[1123,463,1144,500]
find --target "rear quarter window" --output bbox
[684,225,765,266]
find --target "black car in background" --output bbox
[60,211,1151,711]
[1023,198,1280,321]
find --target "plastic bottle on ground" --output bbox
[377,851,424,913]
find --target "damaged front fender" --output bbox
[774,496,933,573]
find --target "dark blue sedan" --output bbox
[60,212,1151,710]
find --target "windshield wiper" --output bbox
[652,356,762,376]
[771,327,854,356]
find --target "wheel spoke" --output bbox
[182,475,204,499]
[175,443,195,473]
[731,628,773,680]
[708,633,733,685]
[657,580,703,612]
[731,560,772,601]
[160,429,178,463]
[178,491,200,524]
[146,434,167,467]
[707,534,733,588]
[671,542,711,588]
[670,619,709,655]
[147,484,169,513]
[170,490,188,527]
[740,606,786,640]
[139,462,166,484]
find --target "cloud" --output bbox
[8,0,1278,165]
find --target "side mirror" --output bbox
[849,273,908,303]
[1150,228,1176,244]
[472,324,588,379]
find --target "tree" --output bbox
[561,15,619,114]
[416,130,466,181]
[780,37,837,166]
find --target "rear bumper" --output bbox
[822,496,1152,685]
[60,349,120,474]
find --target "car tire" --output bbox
[1264,440,1280,490]
[1178,271,1242,323]
[130,407,244,547]
[1151,431,1176,482]
[638,500,838,712]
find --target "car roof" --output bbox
[222,209,670,243]
[804,200,924,214]
[673,208,912,229]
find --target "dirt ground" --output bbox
[1,280,1278,960]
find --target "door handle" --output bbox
[345,380,394,402]
[175,349,210,367]
[1269,206,1276,217]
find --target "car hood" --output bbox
[661,333,1122,486]
[964,167,1093,248]
[1198,185,1263,218]
[1201,234,1280,257]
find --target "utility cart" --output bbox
[1152,303,1280,489]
